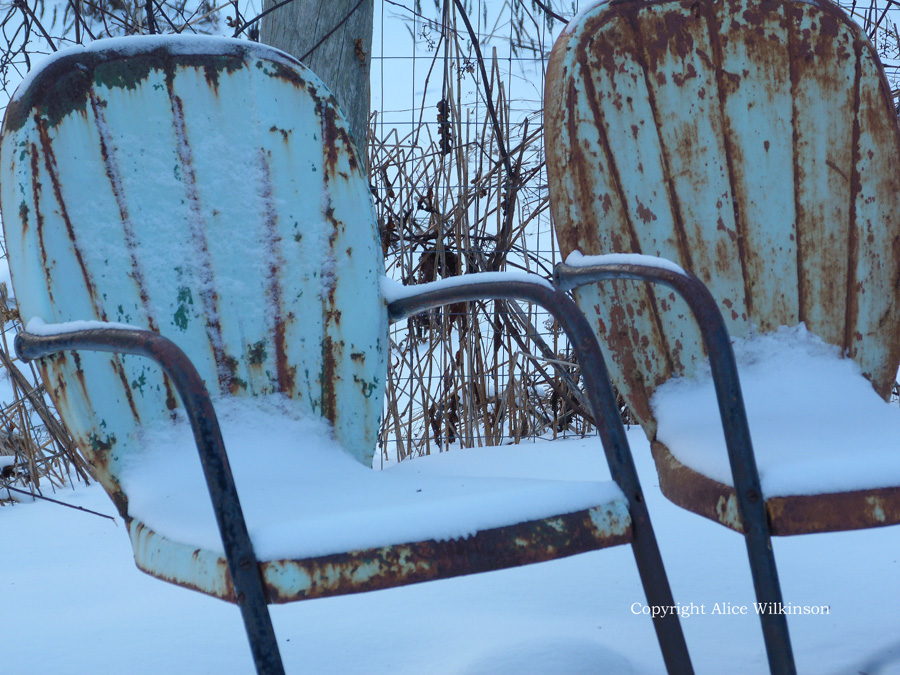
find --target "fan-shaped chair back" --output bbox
[546,0,900,436]
[1,37,387,509]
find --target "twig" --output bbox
[144,0,157,34]
[15,0,56,52]
[453,0,512,179]
[527,0,567,24]
[1,482,116,522]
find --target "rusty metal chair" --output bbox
[545,0,900,672]
[0,37,694,673]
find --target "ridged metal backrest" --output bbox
[0,37,386,495]
[547,0,900,434]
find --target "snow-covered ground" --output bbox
[3,427,898,674]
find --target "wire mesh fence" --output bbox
[370,1,604,461]
[0,0,897,498]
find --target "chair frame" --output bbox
[555,260,795,673]
[17,274,694,674]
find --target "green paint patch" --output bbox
[354,374,379,398]
[247,340,267,365]
[93,58,154,92]
[173,286,194,331]
[131,369,147,395]
[89,431,116,452]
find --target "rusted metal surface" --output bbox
[549,6,900,669]
[651,440,745,533]
[130,502,632,603]
[548,0,900,535]
[3,37,696,673]
[1,36,387,482]
[654,439,900,536]
[546,0,900,434]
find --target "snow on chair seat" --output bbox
[120,395,630,600]
[651,326,900,536]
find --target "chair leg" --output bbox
[234,571,285,675]
[739,513,795,675]
[552,292,694,674]
[554,262,797,673]
[628,487,695,674]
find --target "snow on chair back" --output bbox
[0,36,386,506]
[546,0,900,436]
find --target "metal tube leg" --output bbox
[387,278,695,673]
[540,288,695,673]
[555,263,796,673]
[235,579,284,675]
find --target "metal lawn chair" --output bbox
[0,37,693,673]
[545,0,900,672]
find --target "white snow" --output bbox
[4,427,899,673]
[652,324,900,496]
[565,250,688,276]
[25,317,142,335]
[119,395,624,560]
[381,271,554,304]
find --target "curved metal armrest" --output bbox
[15,325,284,674]
[553,261,761,523]
[16,327,232,502]
[385,273,636,492]
[385,272,692,672]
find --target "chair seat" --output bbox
[650,325,900,535]
[118,397,630,602]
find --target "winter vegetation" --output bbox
[2,0,900,671]
[0,0,899,492]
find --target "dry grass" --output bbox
[0,285,91,504]
[370,7,604,462]
[0,0,898,496]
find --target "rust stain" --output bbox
[321,101,359,177]
[111,358,141,423]
[843,39,863,358]
[699,0,755,323]
[320,335,338,425]
[29,141,53,306]
[269,125,291,142]
[137,505,630,604]
[256,150,295,394]
[165,69,238,395]
[767,486,900,535]
[634,197,657,224]
[35,119,103,320]
[606,299,653,422]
